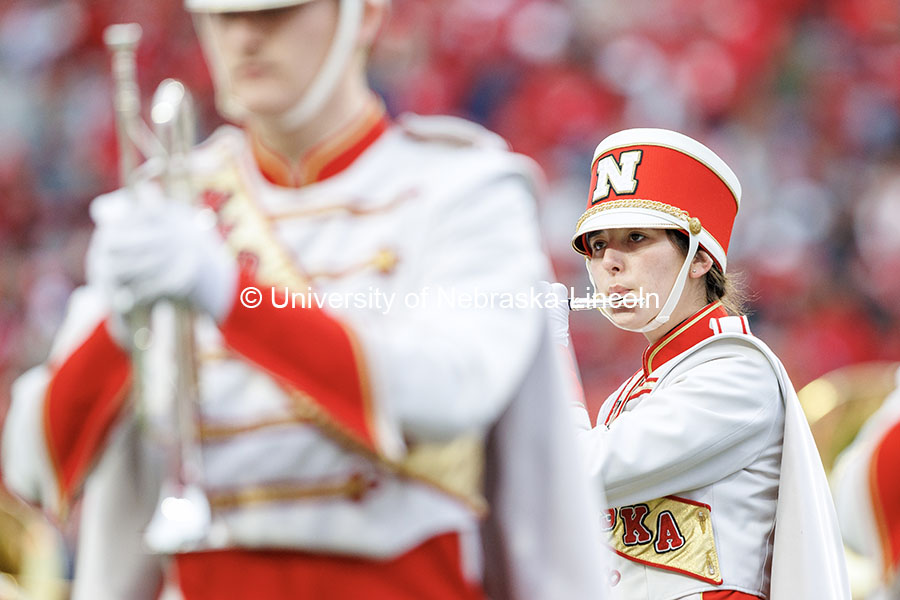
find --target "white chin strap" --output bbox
[588,230,700,334]
[200,0,364,130]
[279,0,364,129]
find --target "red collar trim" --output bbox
[642,302,728,377]
[250,99,389,188]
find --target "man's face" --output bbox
[198,1,339,118]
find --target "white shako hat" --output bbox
[186,0,388,130]
[571,128,742,333]
[187,0,326,10]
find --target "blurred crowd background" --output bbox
[1,0,899,426]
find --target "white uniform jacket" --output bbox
[2,108,608,599]
[574,302,850,600]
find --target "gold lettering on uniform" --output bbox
[608,496,722,584]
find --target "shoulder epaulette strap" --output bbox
[709,315,751,336]
[398,114,509,150]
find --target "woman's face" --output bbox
[586,228,704,337]
[199,1,340,118]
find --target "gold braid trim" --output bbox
[208,474,377,511]
[202,164,309,289]
[283,389,487,515]
[576,199,702,236]
[266,188,417,223]
[196,389,487,516]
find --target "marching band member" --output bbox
[565,128,850,599]
[833,367,900,599]
[1,1,606,598]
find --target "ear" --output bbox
[359,0,388,49]
[690,249,714,279]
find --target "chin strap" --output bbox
[588,229,700,334]
[278,0,364,130]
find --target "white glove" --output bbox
[86,183,238,327]
[540,281,571,348]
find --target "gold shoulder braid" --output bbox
[605,495,722,584]
[576,199,703,236]
[199,165,310,290]
[194,162,488,516]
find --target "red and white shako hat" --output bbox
[572,128,742,333]
[572,128,741,272]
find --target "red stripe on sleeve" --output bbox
[220,271,376,451]
[701,591,762,599]
[44,320,131,505]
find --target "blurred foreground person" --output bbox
[1,1,607,598]
[833,367,900,599]
[564,128,849,599]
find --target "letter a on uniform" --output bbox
[654,510,686,553]
[591,149,643,202]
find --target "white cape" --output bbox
[714,331,850,599]
[482,325,609,599]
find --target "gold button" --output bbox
[373,249,398,274]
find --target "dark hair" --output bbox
[666,230,746,316]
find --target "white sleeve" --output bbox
[578,342,784,507]
[353,171,548,443]
[570,402,593,433]
[2,366,60,513]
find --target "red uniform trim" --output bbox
[608,384,654,426]
[604,370,642,427]
[628,388,652,400]
[250,99,389,188]
[175,532,485,600]
[642,302,729,377]
[606,304,734,426]
[220,270,377,451]
[610,548,723,586]
[316,114,389,181]
[702,592,762,599]
[43,321,131,508]
[870,418,900,578]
